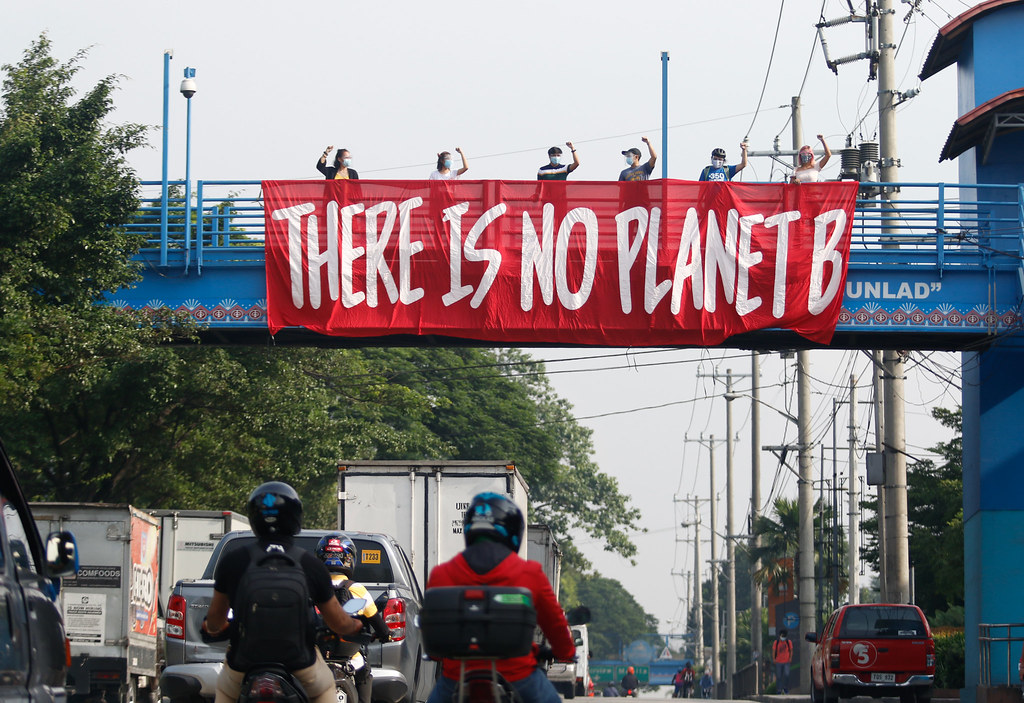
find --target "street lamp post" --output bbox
[180,67,197,273]
[160,50,173,266]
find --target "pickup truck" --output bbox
[160,529,436,703]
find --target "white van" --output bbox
[547,624,590,698]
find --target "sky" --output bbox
[4,0,978,635]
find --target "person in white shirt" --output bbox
[429,148,469,180]
[790,135,831,183]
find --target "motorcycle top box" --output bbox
[421,586,536,659]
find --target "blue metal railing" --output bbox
[130,180,1024,281]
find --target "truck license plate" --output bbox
[871,673,895,683]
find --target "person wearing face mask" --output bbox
[618,136,657,181]
[771,628,794,694]
[317,146,359,180]
[537,142,580,180]
[429,147,469,180]
[789,134,832,183]
[699,143,748,182]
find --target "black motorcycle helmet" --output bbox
[315,533,356,576]
[463,492,525,552]
[247,481,303,539]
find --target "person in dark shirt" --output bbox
[618,137,657,181]
[537,142,580,180]
[203,482,361,703]
[317,146,359,180]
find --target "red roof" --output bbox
[939,86,1024,161]
[919,0,1024,80]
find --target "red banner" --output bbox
[263,180,857,346]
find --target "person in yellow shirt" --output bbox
[315,534,391,703]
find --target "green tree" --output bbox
[0,37,643,566]
[860,407,963,617]
[561,566,659,659]
[359,347,643,561]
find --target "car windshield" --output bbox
[838,606,927,637]
[206,533,396,584]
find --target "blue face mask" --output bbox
[625,155,635,166]
[342,158,352,168]
[550,156,561,165]
[443,159,452,169]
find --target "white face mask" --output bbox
[712,158,725,169]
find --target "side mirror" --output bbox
[574,636,584,647]
[343,598,368,615]
[566,606,592,626]
[804,632,818,643]
[44,531,78,578]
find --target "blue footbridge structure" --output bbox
[113,1,1024,698]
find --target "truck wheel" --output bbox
[563,682,576,699]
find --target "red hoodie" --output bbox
[427,549,576,682]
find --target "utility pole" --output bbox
[685,435,725,681]
[797,352,815,694]
[698,368,749,698]
[848,375,860,605]
[877,0,910,604]
[750,352,763,680]
[872,350,887,597]
[791,93,816,695]
[680,495,709,668]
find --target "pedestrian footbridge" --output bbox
[119,179,1023,350]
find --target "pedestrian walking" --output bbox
[772,628,794,694]
[699,670,713,699]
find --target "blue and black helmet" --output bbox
[247,481,303,538]
[316,533,357,576]
[463,492,525,552]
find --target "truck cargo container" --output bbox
[526,523,562,598]
[336,461,529,586]
[32,503,161,703]
[146,509,248,613]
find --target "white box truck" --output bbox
[526,523,562,598]
[31,503,161,703]
[336,461,529,586]
[146,509,249,613]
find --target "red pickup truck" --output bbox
[806,603,935,703]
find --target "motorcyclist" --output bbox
[202,481,362,703]
[621,666,640,696]
[425,492,576,703]
[315,533,392,703]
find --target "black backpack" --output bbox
[232,543,315,670]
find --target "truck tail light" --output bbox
[830,642,840,668]
[383,597,406,641]
[166,593,186,640]
[926,638,936,668]
[64,637,72,667]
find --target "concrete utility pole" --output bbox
[848,376,860,604]
[872,351,887,596]
[797,352,815,694]
[791,94,816,695]
[877,0,911,604]
[699,368,750,698]
[750,352,763,678]
[683,435,725,682]
[680,496,709,668]
[709,439,721,684]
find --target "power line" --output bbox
[745,0,788,140]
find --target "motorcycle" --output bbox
[203,597,369,703]
[419,586,539,703]
[316,601,377,703]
